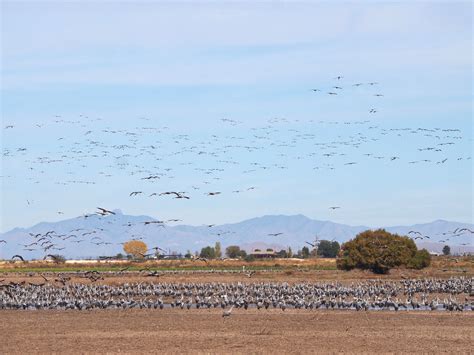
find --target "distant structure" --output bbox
[250,248,276,259]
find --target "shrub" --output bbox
[47,254,66,263]
[244,254,255,262]
[336,229,427,274]
[301,246,310,258]
[407,249,432,269]
[442,245,450,256]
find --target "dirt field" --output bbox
[1,256,473,286]
[1,309,472,353]
[1,258,472,353]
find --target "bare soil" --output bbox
[1,259,472,353]
[1,309,472,354]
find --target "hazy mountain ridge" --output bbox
[0,212,472,259]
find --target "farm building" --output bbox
[250,249,277,259]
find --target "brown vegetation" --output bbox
[337,229,431,273]
[123,240,148,258]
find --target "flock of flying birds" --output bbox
[1,76,472,259]
[407,228,473,246]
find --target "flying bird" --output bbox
[96,207,116,215]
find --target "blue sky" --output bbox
[1,1,472,232]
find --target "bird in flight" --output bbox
[159,191,190,199]
[144,221,164,225]
[329,206,340,210]
[268,233,283,236]
[129,191,143,196]
[141,175,160,180]
[206,192,221,196]
[96,207,116,215]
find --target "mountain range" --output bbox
[0,211,472,259]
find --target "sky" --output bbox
[1,1,473,232]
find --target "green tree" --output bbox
[317,240,340,258]
[215,241,222,258]
[301,246,310,258]
[442,245,451,256]
[337,229,429,274]
[287,247,293,258]
[226,245,242,258]
[277,249,288,258]
[244,254,255,262]
[200,246,216,258]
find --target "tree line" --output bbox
[119,229,432,274]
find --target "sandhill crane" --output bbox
[96,207,116,215]
[222,305,234,318]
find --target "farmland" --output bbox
[1,256,472,353]
[1,309,473,353]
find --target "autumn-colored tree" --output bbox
[123,240,148,259]
[337,229,430,274]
